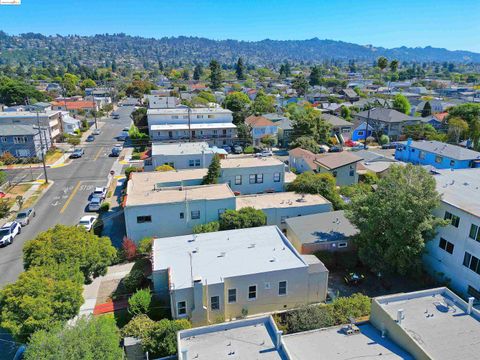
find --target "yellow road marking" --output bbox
[94,147,103,161]
[60,181,81,214]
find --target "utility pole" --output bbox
[36,110,49,184]
[93,108,98,130]
[187,106,192,142]
[364,107,372,149]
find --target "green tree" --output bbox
[25,316,123,360]
[137,237,153,255]
[125,80,155,98]
[292,74,309,96]
[202,154,221,184]
[193,221,221,234]
[181,68,190,81]
[379,134,390,145]
[223,91,251,124]
[448,103,480,149]
[66,135,80,149]
[193,64,203,80]
[23,225,117,282]
[0,264,84,342]
[340,106,351,121]
[0,170,7,186]
[287,172,343,210]
[0,77,45,106]
[346,165,445,275]
[421,101,432,117]
[289,136,319,153]
[130,107,148,131]
[392,94,411,114]
[309,66,323,86]
[235,57,246,80]
[403,123,438,140]
[389,59,399,73]
[208,60,223,90]
[377,57,388,70]
[197,91,216,103]
[62,73,80,95]
[251,90,276,114]
[128,288,152,316]
[291,107,331,144]
[80,78,96,90]
[261,134,277,148]
[219,207,267,230]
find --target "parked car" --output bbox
[232,145,243,154]
[88,197,102,212]
[0,221,21,246]
[78,215,98,231]
[86,135,95,142]
[381,142,399,149]
[92,187,107,200]
[15,208,35,226]
[110,147,121,157]
[122,127,130,132]
[221,145,232,153]
[92,128,101,135]
[69,148,84,158]
[112,113,120,119]
[117,134,127,141]
[350,144,368,151]
[328,145,343,153]
[255,149,273,157]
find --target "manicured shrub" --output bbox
[128,288,152,316]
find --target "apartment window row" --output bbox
[249,174,263,184]
[188,159,201,167]
[463,252,480,276]
[13,136,28,144]
[444,211,460,228]
[439,238,454,254]
[137,215,152,223]
[469,224,480,242]
[179,211,201,220]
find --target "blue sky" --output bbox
[0,0,479,52]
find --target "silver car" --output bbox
[88,197,102,212]
[15,208,35,226]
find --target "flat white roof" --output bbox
[221,156,285,169]
[0,110,61,118]
[153,226,308,289]
[283,323,413,360]
[151,141,212,156]
[375,287,480,360]
[147,107,232,115]
[150,122,236,131]
[236,192,330,210]
[433,168,480,218]
[125,183,234,207]
[128,169,207,189]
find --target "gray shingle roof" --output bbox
[0,124,37,136]
[356,108,413,123]
[322,113,353,127]
[408,140,480,161]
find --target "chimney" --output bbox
[275,330,283,350]
[467,297,474,314]
[181,349,188,360]
[397,309,404,324]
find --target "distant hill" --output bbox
[1,32,479,66]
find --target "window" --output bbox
[435,155,443,163]
[164,162,174,167]
[208,115,214,119]
[419,151,426,160]
[349,169,355,176]
[278,281,287,296]
[469,224,480,242]
[1,137,7,143]
[463,252,480,275]
[191,210,200,220]
[235,175,242,185]
[16,149,30,157]
[332,171,338,177]
[249,174,263,184]
[338,242,348,248]
[450,160,455,167]
[357,131,364,136]
[195,159,201,167]
[280,216,288,224]
[228,289,236,303]
[444,211,460,227]
[137,215,152,223]
[189,160,195,167]
[438,238,454,254]
[13,136,27,144]
[273,172,281,182]
[177,301,187,316]
[197,115,204,119]
[144,159,152,166]
[467,285,480,300]
[248,285,257,300]
[210,296,220,310]
[180,212,184,219]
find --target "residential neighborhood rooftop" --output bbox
[322,113,353,127]
[314,151,363,170]
[356,108,413,123]
[375,287,480,360]
[405,140,480,161]
[150,123,236,130]
[128,169,207,189]
[152,226,309,289]
[236,192,331,210]
[285,210,358,244]
[220,156,285,169]
[283,323,413,360]
[245,115,276,127]
[151,141,213,156]
[0,124,39,136]
[147,107,232,115]
[433,168,480,217]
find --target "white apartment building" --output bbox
[0,110,63,141]
[144,95,180,109]
[236,192,332,230]
[152,226,329,325]
[147,107,236,146]
[144,142,224,171]
[423,168,480,300]
[220,157,286,195]
[124,174,236,242]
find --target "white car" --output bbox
[78,215,98,231]
[255,150,273,157]
[0,221,21,246]
[92,187,107,200]
[92,128,101,135]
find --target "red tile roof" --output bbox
[288,147,318,170]
[245,115,276,128]
[434,112,448,122]
[51,101,96,110]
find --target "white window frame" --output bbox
[235,175,242,185]
[273,172,281,182]
[338,242,348,248]
[248,284,257,301]
[177,301,187,317]
[278,281,287,296]
[228,288,237,303]
[13,136,27,144]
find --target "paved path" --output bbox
[0,106,135,288]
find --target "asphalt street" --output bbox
[0,106,134,288]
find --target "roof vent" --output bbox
[270,257,276,262]
[397,309,405,324]
[248,244,256,248]
[218,252,226,258]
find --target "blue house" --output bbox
[0,124,51,159]
[395,139,480,169]
[351,122,374,141]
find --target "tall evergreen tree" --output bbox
[193,64,203,80]
[208,60,223,90]
[421,101,432,117]
[202,154,221,184]
[235,57,246,80]
[309,66,322,86]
